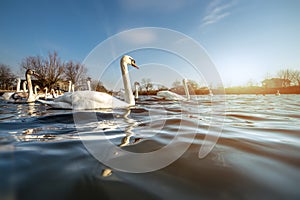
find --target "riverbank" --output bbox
[2,85,300,96]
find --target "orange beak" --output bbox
[132,63,139,69]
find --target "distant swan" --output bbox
[134,82,140,100]
[1,78,22,100]
[157,78,190,101]
[34,85,40,95]
[68,81,72,92]
[40,87,54,100]
[16,78,21,92]
[10,69,39,103]
[87,80,91,91]
[208,89,213,96]
[183,79,190,100]
[38,55,139,109]
[275,90,280,96]
[23,81,28,92]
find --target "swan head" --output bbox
[121,55,139,69]
[26,69,36,76]
[134,82,140,86]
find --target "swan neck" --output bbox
[23,81,27,92]
[135,84,139,99]
[34,85,39,95]
[183,80,190,100]
[26,73,34,101]
[45,88,48,99]
[87,81,91,91]
[16,78,21,92]
[121,61,135,105]
[68,81,72,92]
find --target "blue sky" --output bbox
[1,0,300,88]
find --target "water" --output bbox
[0,95,300,199]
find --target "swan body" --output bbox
[1,92,15,101]
[38,55,139,109]
[39,90,130,109]
[157,79,190,101]
[1,78,21,100]
[157,90,185,101]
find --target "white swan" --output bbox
[16,78,21,92]
[157,78,190,101]
[87,80,91,91]
[10,69,39,103]
[1,91,14,101]
[50,89,59,98]
[40,87,54,100]
[68,81,72,92]
[1,78,22,100]
[134,82,140,100]
[38,55,139,109]
[34,85,40,95]
[208,89,213,96]
[182,78,190,100]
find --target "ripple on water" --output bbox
[0,95,300,199]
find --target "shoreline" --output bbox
[2,85,300,96]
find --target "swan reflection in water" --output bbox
[28,102,36,116]
[16,102,37,118]
[118,109,141,147]
[76,108,142,150]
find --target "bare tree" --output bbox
[90,80,108,92]
[157,84,168,91]
[172,79,181,88]
[0,64,16,90]
[44,51,65,88]
[188,79,200,90]
[277,69,293,87]
[64,61,87,85]
[293,70,300,86]
[141,78,153,92]
[20,51,64,89]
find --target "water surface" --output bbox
[0,95,300,200]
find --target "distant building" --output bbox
[262,78,291,88]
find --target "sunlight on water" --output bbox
[0,95,300,199]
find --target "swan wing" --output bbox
[157,91,185,101]
[40,91,129,109]
[2,92,14,100]
[38,99,72,109]
[71,91,129,109]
